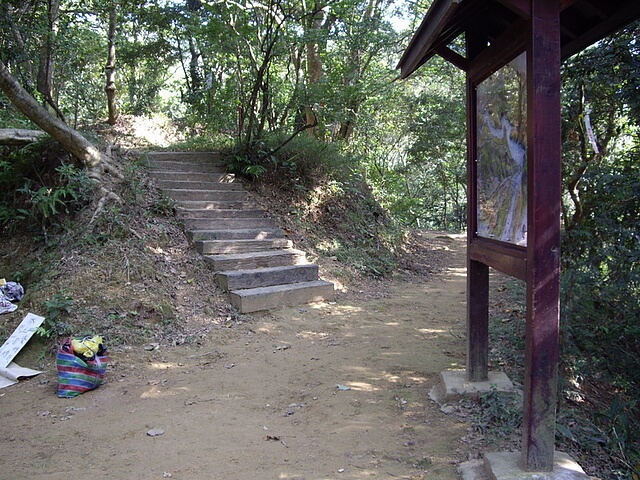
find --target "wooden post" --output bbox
[521,0,562,471]
[466,28,489,383]
[467,259,489,382]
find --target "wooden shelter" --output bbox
[398,0,640,473]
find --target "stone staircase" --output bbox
[146,151,335,313]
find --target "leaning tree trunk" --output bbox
[0,59,121,180]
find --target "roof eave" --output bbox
[397,0,463,79]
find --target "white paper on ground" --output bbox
[0,313,46,388]
[0,362,43,388]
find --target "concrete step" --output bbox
[176,201,257,210]
[157,180,243,190]
[196,238,293,255]
[203,249,307,271]
[183,217,278,230]
[148,151,222,163]
[178,208,266,219]
[229,280,335,313]
[151,171,236,183]
[187,228,286,242]
[164,189,248,202]
[146,150,333,314]
[149,161,226,173]
[217,264,319,291]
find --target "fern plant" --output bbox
[16,163,93,242]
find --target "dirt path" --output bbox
[1,233,474,480]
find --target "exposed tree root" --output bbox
[89,186,121,225]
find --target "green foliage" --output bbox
[228,132,402,277]
[594,398,639,468]
[0,142,93,239]
[470,387,522,438]
[556,22,640,477]
[560,24,640,398]
[149,192,176,217]
[225,133,349,185]
[36,291,75,338]
[168,133,233,153]
[359,57,467,231]
[224,143,272,179]
[488,280,640,479]
[308,178,399,278]
[556,398,640,479]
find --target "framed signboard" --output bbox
[476,52,527,246]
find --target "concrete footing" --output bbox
[484,452,591,479]
[458,452,591,480]
[429,369,516,404]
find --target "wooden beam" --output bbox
[469,18,527,83]
[496,0,530,19]
[561,2,640,59]
[577,0,613,19]
[434,44,470,71]
[397,0,463,78]
[559,0,578,10]
[521,0,562,472]
[468,239,527,281]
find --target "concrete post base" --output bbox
[428,369,516,404]
[484,452,591,479]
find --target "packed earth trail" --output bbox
[0,233,477,480]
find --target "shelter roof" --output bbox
[398,0,640,78]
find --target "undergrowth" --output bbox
[0,145,232,356]
[475,276,640,479]
[223,134,406,278]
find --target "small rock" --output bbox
[440,405,456,415]
[147,428,165,437]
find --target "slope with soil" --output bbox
[0,232,474,480]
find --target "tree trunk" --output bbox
[3,3,36,89]
[37,0,66,122]
[188,37,202,93]
[105,1,119,126]
[0,59,120,179]
[0,129,47,146]
[304,1,333,138]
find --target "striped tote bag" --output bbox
[56,339,109,398]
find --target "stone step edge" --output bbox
[231,279,334,296]
[216,264,319,291]
[228,280,335,313]
[186,228,285,241]
[196,238,293,254]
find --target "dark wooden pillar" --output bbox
[467,259,489,381]
[521,0,562,471]
[466,29,489,383]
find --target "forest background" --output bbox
[0,0,638,477]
